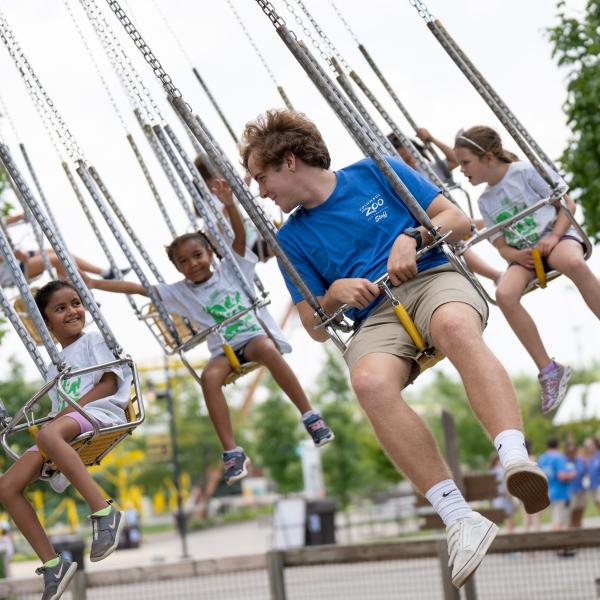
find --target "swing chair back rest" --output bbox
[0,358,145,469]
[13,289,57,347]
[140,302,197,354]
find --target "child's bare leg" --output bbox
[244,335,312,414]
[37,418,107,512]
[47,251,105,277]
[22,253,46,280]
[0,452,55,561]
[548,239,600,318]
[464,249,502,283]
[495,265,551,369]
[200,357,236,450]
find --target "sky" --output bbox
[0,0,596,400]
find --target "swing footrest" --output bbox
[223,362,262,386]
[416,348,445,372]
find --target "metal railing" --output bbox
[0,528,598,599]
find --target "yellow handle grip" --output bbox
[392,303,426,352]
[223,344,242,374]
[28,424,48,460]
[531,247,547,288]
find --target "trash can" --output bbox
[50,535,85,571]
[305,498,336,546]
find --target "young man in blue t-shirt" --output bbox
[242,109,550,588]
[538,438,576,530]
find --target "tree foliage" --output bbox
[548,0,600,240]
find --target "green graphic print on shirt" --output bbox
[495,199,539,249]
[57,376,82,412]
[203,290,260,342]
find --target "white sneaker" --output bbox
[504,460,549,514]
[49,472,70,494]
[447,513,498,588]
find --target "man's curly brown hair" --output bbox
[241,109,330,171]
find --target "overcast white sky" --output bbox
[0,0,596,397]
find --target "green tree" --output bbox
[250,377,303,494]
[548,0,600,240]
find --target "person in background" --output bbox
[565,441,588,528]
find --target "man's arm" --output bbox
[295,276,381,343]
[387,194,470,285]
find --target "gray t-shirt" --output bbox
[478,161,574,249]
[156,250,291,358]
[46,331,130,426]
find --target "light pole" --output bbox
[153,355,189,559]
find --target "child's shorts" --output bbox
[26,412,100,453]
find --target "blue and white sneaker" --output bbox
[303,413,335,447]
[223,449,250,486]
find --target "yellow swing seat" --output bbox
[142,302,195,353]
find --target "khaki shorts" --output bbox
[570,490,588,511]
[343,265,489,382]
[551,500,570,527]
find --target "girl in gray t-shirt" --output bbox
[0,280,128,591]
[455,125,599,416]
[88,179,334,486]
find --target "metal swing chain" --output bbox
[103,0,181,100]
[0,179,63,366]
[226,0,279,85]
[408,0,558,182]
[0,11,83,161]
[0,286,48,378]
[292,0,350,72]
[64,0,128,131]
[409,0,434,22]
[104,0,327,329]
[225,0,294,110]
[80,0,163,124]
[326,0,359,45]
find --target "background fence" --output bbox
[0,529,598,599]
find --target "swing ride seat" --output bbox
[223,361,262,386]
[141,302,196,354]
[13,289,50,347]
[456,194,593,295]
[0,358,145,475]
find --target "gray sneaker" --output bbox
[36,556,77,600]
[90,505,125,562]
[223,449,250,486]
[539,362,572,414]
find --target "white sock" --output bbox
[494,429,528,468]
[425,479,474,527]
[101,267,111,277]
[301,410,319,422]
[223,446,243,455]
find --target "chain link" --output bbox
[226,0,279,85]
[293,0,349,71]
[409,0,435,22]
[0,9,84,159]
[64,0,128,131]
[104,0,181,99]
[281,0,329,63]
[326,0,359,45]
[254,0,289,30]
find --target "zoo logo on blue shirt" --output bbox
[360,193,388,224]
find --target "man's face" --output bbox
[247,151,301,214]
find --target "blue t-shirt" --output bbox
[277,156,445,322]
[566,456,587,494]
[538,450,574,502]
[588,450,600,490]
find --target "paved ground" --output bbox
[10,519,273,579]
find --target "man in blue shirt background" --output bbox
[538,438,576,530]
